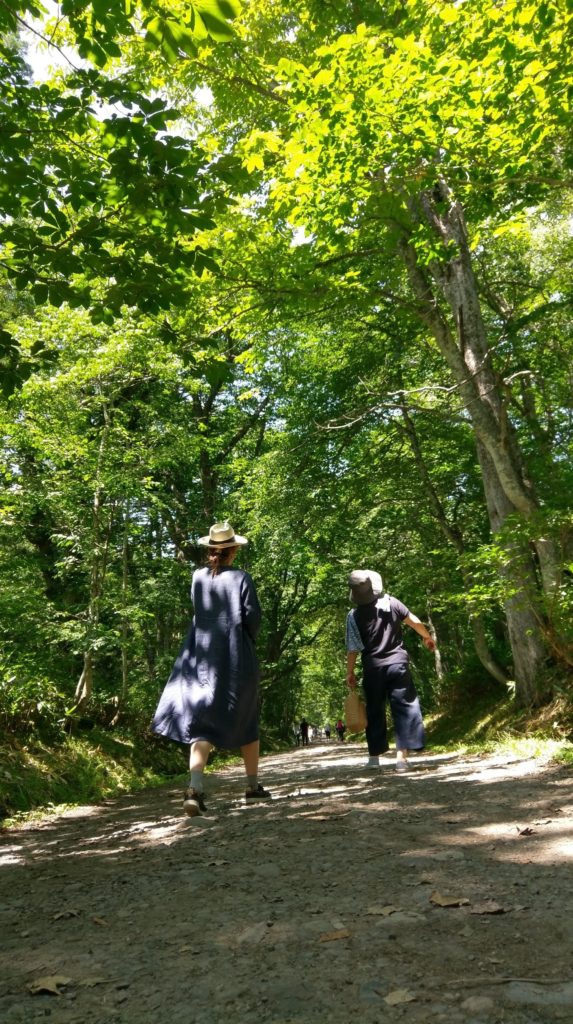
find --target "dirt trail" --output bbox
[1,744,572,1024]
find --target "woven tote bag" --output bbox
[344,690,367,732]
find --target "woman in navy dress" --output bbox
[152,522,271,815]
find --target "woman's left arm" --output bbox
[241,572,262,641]
[404,612,436,651]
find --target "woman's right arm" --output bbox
[345,611,363,686]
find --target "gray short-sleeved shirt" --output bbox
[346,595,410,667]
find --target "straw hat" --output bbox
[348,569,383,605]
[198,521,248,548]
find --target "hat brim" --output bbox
[198,534,248,547]
[349,588,381,605]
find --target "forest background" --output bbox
[1,0,572,818]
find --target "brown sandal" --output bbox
[245,784,271,801]
[183,788,207,816]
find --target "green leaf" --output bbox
[438,6,461,24]
[33,282,50,304]
[0,328,16,354]
[144,17,198,61]
[194,0,239,41]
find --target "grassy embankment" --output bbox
[0,726,285,827]
[426,686,573,762]
[1,687,572,827]
[0,728,182,826]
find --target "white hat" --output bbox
[198,521,248,548]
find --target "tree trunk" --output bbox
[398,192,560,704]
[426,609,444,682]
[416,187,562,595]
[476,443,550,705]
[115,499,131,724]
[199,449,218,521]
[73,405,112,711]
[469,615,509,687]
[399,406,510,686]
[74,651,93,709]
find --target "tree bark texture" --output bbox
[397,189,563,703]
[413,187,561,596]
[399,406,510,687]
[426,610,444,683]
[476,441,550,705]
[73,406,112,710]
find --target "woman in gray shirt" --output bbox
[346,569,435,772]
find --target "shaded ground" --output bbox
[1,743,572,1024]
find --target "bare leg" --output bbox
[189,740,212,773]
[241,740,271,799]
[240,739,259,777]
[188,740,212,792]
[184,740,212,817]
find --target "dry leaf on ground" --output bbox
[236,922,268,945]
[27,975,72,996]
[92,916,108,926]
[470,901,507,915]
[52,909,80,920]
[430,891,470,908]
[384,988,416,1005]
[517,826,537,836]
[319,929,350,942]
[367,904,399,916]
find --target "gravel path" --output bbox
[1,743,572,1023]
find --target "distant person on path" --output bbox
[151,522,271,816]
[346,569,435,772]
[335,719,346,742]
[324,723,332,741]
[300,718,310,746]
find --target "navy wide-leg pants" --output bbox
[362,661,425,755]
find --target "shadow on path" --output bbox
[1,745,572,1024]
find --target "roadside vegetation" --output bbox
[1,2,572,826]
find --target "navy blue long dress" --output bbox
[151,566,261,748]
